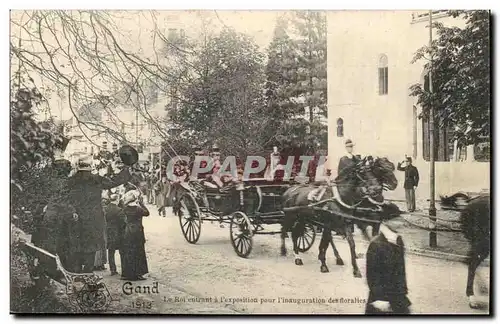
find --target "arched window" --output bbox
[336,118,344,137]
[378,54,388,95]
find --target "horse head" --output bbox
[371,156,398,191]
[352,156,397,205]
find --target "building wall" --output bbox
[63,96,168,159]
[326,11,489,199]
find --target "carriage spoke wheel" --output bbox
[178,193,202,244]
[296,222,316,253]
[230,212,253,258]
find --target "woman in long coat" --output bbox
[121,190,150,280]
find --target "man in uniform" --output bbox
[397,156,419,212]
[65,154,131,273]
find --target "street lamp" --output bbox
[428,10,437,248]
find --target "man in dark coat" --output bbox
[365,217,411,314]
[104,193,126,276]
[397,156,419,212]
[65,155,131,273]
[336,139,360,203]
[31,159,79,269]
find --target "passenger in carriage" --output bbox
[206,144,224,188]
[189,145,209,180]
[265,146,285,182]
[169,159,190,206]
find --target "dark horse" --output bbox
[440,192,490,309]
[280,156,399,278]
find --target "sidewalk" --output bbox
[387,201,489,265]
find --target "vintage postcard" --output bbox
[10,9,490,315]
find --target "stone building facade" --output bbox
[326,11,489,199]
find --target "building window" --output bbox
[336,118,344,137]
[378,54,388,95]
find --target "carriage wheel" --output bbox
[230,212,253,258]
[178,193,202,244]
[296,222,316,253]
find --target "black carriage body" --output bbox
[186,179,289,218]
[177,179,316,258]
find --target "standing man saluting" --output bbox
[397,156,419,212]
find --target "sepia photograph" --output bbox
[9,8,491,315]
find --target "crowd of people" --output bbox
[31,152,151,281]
[28,139,421,313]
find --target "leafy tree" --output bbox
[10,75,68,224]
[264,17,301,123]
[409,10,490,145]
[290,11,327,123]
[172,28,268,158]
[263,12,328,152]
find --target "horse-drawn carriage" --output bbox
[176,178,317,258]
[174,154,405,280]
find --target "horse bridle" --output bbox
[353,163,386,207]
